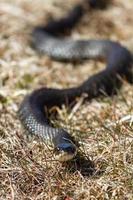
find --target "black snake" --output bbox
[18,1,133,161]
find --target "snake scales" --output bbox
[18,1,133,161]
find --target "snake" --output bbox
[18,1,133,162]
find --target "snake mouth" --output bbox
[54,150,77,162]
[54,143,77,162]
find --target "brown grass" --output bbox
[0,0,133,199]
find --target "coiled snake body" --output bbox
[18,2,133,161]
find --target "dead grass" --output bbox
[0,0,133,199]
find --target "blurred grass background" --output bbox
[0,0,133,199]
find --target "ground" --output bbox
[0,0,133,199]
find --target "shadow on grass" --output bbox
[61,152,104,177]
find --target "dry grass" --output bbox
[0,0,133,199]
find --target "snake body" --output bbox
[18,1,133,161]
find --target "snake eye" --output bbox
[54,143,76,155]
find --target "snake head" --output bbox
[54,140,77,162]
[52,129,77,162]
